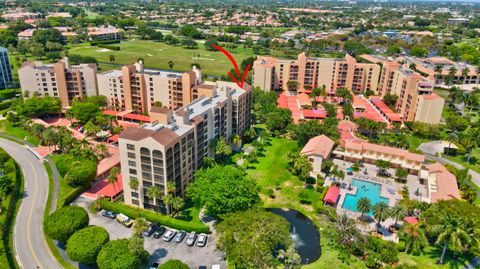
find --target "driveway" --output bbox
[73,196,226,268]
[0,138,62,269]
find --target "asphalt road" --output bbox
[0,138,62,269]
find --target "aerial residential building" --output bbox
[0,47,14,89]
[253,53,380,93]
[97,62,204,114]
[18,58,98,109]
[119,82,252,210]
[423,163,461,203]
[1,12,41,21]
[18,28,78,41]
[334,140,425,175]
[301,135,335,175]
[362,55,445,124]
[398,56,479,90]
[87,26,123,41]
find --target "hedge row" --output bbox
[98,199,210,233]
[97,44,120,51]
[58,184,90,208]
[90,40,121,46]
[0,156,21,268]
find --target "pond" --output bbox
[268,208,321,264]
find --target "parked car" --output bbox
[198,266,207,269]
[197,233,207,247]
[185,231,197,246]
[153,227,166,239]
[162,229,176,242]
[115,213,133,227]
[143,222,159,237]
[212,265,220,269]
[102,210,116,219]
[174,230,186,243]
[347,170,353,175]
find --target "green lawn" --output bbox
[0,120,40,146]
[446,148,480,174]
[398,246,474,269]
[68,40,256,76]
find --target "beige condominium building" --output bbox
[253,52,380,93]
[97,61,205,114]
[18,58,98,109]
[362,55,444,124]
[119,82,252,210]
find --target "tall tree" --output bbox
[373,202,390,227]
[356,197,372,219]
[400,222,428,255]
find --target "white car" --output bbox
[162,229,176,242]
[196,233,207,247]
[212,265,220,269]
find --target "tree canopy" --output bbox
[45,206,89,243]
[187,165,259,218]
[66,226,110,265]
[158,259,190,269]
[96,239,148,269]
[217,209,293,268]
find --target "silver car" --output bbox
[174,230,186,243]
[185,231,197,246]
[162,229,176,242]
[196,233,207,247]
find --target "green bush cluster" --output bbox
[96,239,145,269]
[57,184,91,208]
[90,40,121,46]
[98,199,210,233]
[97,44,120,51]
[158,259,190,269]
[45,206,89,243]
[66,226,110,265]
[54,154,97,187]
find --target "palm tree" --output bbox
[65,109,74,125]
[108,167,120,201]
[132,217,148,236]
[428,214,471,264]
[446,132,458,156]
[356,197,372,219]
[389,204,407,227]
[129,178,139,192]
[337,170,345,181]
[163,193,173,216]
[78,138,90,150]
[400,222,428,255]
[168,60,174,70]
[465,128,480,163]
[448,66,457,85]
[372,202,390,228]
[147,185,162,212]
[231,134,241,150]
[94,143,109,160]
[170,196,185,217]
[461,67,469,89]
[434,64,443,81]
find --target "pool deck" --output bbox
[324,159,428,243]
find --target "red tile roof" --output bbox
[123,113,151,122]
[370,98,402,122]
[427,163,461,203]
[302,109,327,119]
[301,135,335,158]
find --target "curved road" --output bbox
[0,138,62,269]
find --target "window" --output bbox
[127,144,135,150]
[128,152,136,158]
[128,160,136,167]
[129,169,137,175]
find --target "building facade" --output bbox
[97,62,204,114]
[362,55,445,124]
[18,58,98,108]
[119,82,252,210]
[253,53,380,93]
[0,47,13,89]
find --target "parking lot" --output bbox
[73,197,227,268]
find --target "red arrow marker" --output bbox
[211,44,250,88]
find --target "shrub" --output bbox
[96,239,143,269]
[158,259,190,269]
[305,176,316,184]
[66,226,110,265]
[64,159,97,187]
[90,40,120,46]
[265,188,275,199]
[98,199,210,233]
[298,189,316,204]
[45,206,89,243]
[53,154,76,177]
[97,44,120,51]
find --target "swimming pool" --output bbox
[341,179,389,216]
